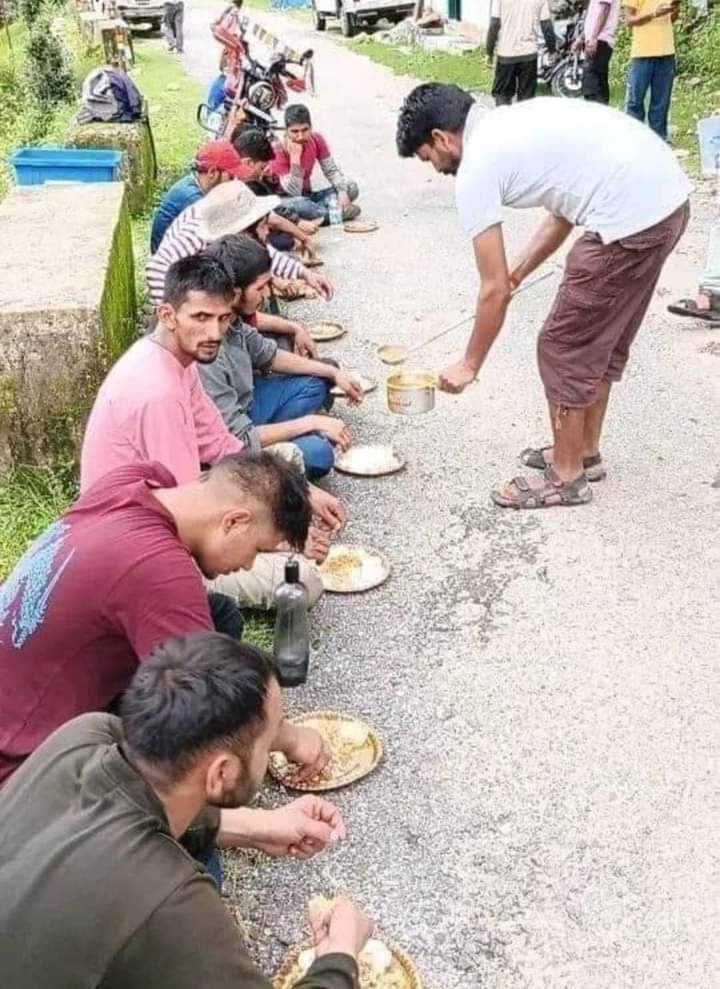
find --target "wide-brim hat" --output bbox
[196,180,281,242]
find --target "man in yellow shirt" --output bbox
[623,0,680,140]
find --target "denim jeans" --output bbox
[281,180,359,224]
[625,56,675,141]
[195,845,223,889]
[250,374,334,477]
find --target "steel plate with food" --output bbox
[343,219,379,234]
[334,445,406,477]
[268,711,382,791]
[318,544,391,593]
[330,372,377,398]
[309,321,347,342]
[275,934,422,989]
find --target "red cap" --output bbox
[194,140,245,177]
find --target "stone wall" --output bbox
[66,119,157,215]
[0,182,136,470]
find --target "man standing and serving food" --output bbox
[396,84,690,509]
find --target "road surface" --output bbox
[177,8,719,987]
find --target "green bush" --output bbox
[611,2,720,86]
[24,11,73,108]
[19,0,43,23]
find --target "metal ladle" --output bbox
[377,268,556,366]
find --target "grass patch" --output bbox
[125,40,206,298]
[351,38,492,91]
[242,611,275,651]
[0,465,78,581]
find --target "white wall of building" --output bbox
[436,0,491,33]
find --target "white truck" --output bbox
[311,0,416,37]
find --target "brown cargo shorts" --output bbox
[538,201,690,408]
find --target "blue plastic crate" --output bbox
[10,147,123,186]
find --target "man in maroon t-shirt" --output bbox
[0,454,327,788]
[270,104,360,224]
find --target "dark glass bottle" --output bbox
[273,557,310,687]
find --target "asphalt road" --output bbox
[177,7,719,987]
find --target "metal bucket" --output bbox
[386,371,436,415]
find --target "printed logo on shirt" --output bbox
[0,522,75,648]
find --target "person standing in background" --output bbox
[486,0,556,106]
[163,0,185,54]
[623,0,680,140]
[575,0,621,103]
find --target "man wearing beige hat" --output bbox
[146,181,334,309]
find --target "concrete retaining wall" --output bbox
[66,119,157,215]
[0,181,136,470]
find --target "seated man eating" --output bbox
[271,104,360,224]
[201,234,362,478]
[146,181,333,354]
[0,632,373,987]
[233,126,324,254]
[150,140,245,254]
[0,454,328,786]
[85,254,343,607]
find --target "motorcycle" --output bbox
[197,51,313,138]
[537,0,585,98]
[197,10,314,138]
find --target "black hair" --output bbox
[396,83,475,158]
[232,126,274,162]
[204,450,311,551]
[163,254,235,307]
[120,633,274,781]
[285,103,312,128]
[203,234,271,290]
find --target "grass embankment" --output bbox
[0,34,274,645]
[127,42,206,295]
[0,14,97,198]
[351,2,720,172]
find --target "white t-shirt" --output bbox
[490,0,551,59]
[455,98,691,244]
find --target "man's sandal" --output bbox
[491,466,593,510]
[520,446,607,482]
[667,298,720,323]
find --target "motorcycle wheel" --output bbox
[550,57,584,98]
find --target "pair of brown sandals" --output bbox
[491,447,605,510]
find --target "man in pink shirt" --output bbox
[82,254,339,607]
[575,0,621,104]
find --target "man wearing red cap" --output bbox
[151,141,244,253]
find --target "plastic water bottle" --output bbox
[273,557,310,687]
[328,193,343,229]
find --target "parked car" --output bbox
[116,0,165,33]
[311,0,415,37]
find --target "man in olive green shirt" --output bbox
[0,633,372,988]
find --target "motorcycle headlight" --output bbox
[247,80,275,112]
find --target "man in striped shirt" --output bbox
[146,181,333,311]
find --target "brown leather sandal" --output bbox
[491,467,593,510]
[520,446,607,482]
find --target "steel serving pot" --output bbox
[386,371,436,415]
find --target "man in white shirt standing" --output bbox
[486,0,556,106]
[396,84,690,510]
